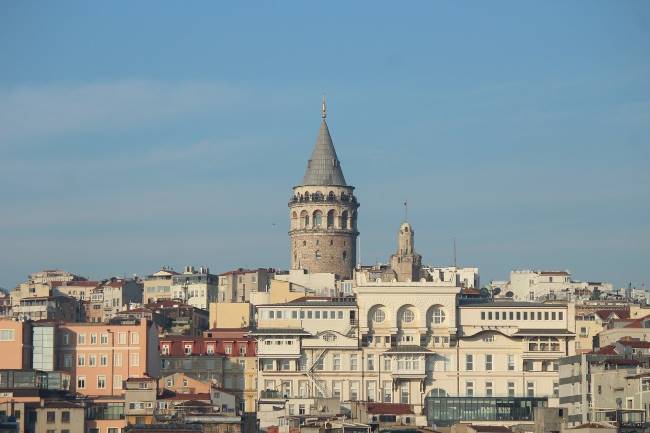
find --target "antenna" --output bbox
[453,238,457,268]
[322,95,327,119]
[404,201,408,222]
[357,235,361,268]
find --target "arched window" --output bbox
[341,211,349,229]
[300,211,309,228]
[313,210,323,228]
[429,388,448,397]
[431,307,446,324]
[401,309,415,323]
[328,191,335,201]
[327,210,335,228]
[304,191,310,201]
[373,309,385,323]
[315,250,321,260]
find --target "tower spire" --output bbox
[321,95,327,119]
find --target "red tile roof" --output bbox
[625,314,650,328]
[366,402,413,415]
[618,339,650,348]
[592,345,617,355]
[595,309,629,321]
[158,392,210,401]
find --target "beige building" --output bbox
[171,266,218,310]
[218,268,275,303]
[100,278,143,321]
[0,318,33,369]
[209,302,252,329]
[288,100,359,279]
[34,401,85,433]
[143,267,178,304]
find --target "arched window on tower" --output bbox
[341,211,349,230]
[313,210,323,228]
[328,191,335,201]
[315,250,321,260]
[292,211,298,229]
[300,210,309,228]
[327,210,335,229]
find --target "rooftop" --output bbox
[366,402,413,415]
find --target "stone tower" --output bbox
[389,222,422,282]
[288,99,359,279]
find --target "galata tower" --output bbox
[288,98,359,279]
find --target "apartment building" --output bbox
[595,314,650,349]
[100,279,143,321]
[559,352,650,427]
[42,320,161,396]
[159,328,257,413]
[0,319,33,369]
[53,280,101,302]
[575,308,629,353]
[171,267,217,310]
[143,268,179,304]
[12,296,83,322]
[34,401,84,433]
[218,268,275,303]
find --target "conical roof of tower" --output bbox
[301,119,347,186]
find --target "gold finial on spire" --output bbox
[322,94,327,119]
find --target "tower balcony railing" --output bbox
[289,195,358,205]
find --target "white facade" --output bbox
[253,279,577,421]
[170,266,218,310]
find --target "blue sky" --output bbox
[1,1,649,290]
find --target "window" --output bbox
[332,381,342,399]
[131,333,140,345]
[89,354,96,366]
[553,382,559,397]
[384,357,391,371]
[507,382,515,397]
[488,312,492,320]
[350,354,358,370]
[101,334,108,344]
[516,312,521,320]
[485,354,493,371]
[527,381,535,397]
[367,354,375,371]
[373,309,385,323]
[114,375,123,389]
[62,333,69,345]
[552,312,557,320]
[91,333,97,344]
[315,357,324,371]
[281,359,290,370]
[114,353,122,367]
[559,312,563,320]
[225,345,232,355]
[63,355,72,368]
[350,381,359,401]
[118,332,127,344]
[400,382,409,404]
[78,334,86,344]
[481,312,485,320]
[507,354,515,371]
[431,307,445,324]
[77,355,85,366]
[131,352,140,367]
[299,404,306,415]
[0,329,15,341]
[401,309,415,323]
[465,354,473,371]
[100,354,108,366]
[97,375,106,389]
[466,381,474,397]
[77,376,86,389]
[239,345,246,355]
[642,379,650,392]
[483,334,494,342]
[485,382,493,397]
[333,354,341,371]
[367,381,377,402]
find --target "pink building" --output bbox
[56,320,160,396]
[0,318,32,369]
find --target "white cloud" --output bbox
[0,80,245,144]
